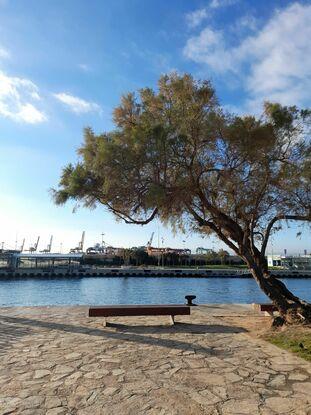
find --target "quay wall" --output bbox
[0,267,310,279]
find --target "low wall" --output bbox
[0,267,310,279]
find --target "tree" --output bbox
[131,248,149,266]
[204,250,218,264]
[218,249,230,265]
[52,73,311,325]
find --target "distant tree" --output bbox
[204,250,218,264]
[53,73,311,325]
[218,249,230,265]
[164,252,180,267]
[131,248,149,266]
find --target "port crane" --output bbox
[146,232,154,249]
[27,236,40,253]
[20,238,25,252]
[41,235,53,253]
[70,231,85,253]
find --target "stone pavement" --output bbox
[0,305,310,415]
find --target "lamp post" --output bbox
[161,237,164,267]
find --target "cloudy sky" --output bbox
[0,0,310,254]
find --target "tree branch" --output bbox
[261,214,311,258]
[186,204,240,255]
[104,202,158,225]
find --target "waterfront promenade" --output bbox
[0,305,310,414]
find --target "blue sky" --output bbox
[0,0,310,254]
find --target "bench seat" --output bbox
[252,303,278,316]
[89,304,190,325]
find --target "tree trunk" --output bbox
[244,252,311,325]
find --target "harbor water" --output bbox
[0,276,310,306]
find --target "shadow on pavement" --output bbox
[107,321,247,334]
[0,320,32,355]
[0,314,247,356]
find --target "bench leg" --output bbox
[169,315,175,325]
[103,318,106,327]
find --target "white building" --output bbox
[267,254,311,270]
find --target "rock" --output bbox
[34,370,51,379]
[84,371,107,379]
[80,364,101,372]
[65,352,82,360]
[103,387,118,396]
[265,397,306,412]
[64,371,83,385]
[112,369,125,376]
[188,391,210,406]
[198,389,222,404]
[277,390,292,397]
[53,365,74,374]
[212,386,227,399]
[268,374,286,388]
[292,382,311,395]
[100,358,120,364]
[45,396,62,409]
[288,372,308,381]
[237,369,250,378]
[203,374,226,386]
[255,372,270,381]
[221,398,260,414]
[22,396,45,410]
[46,408,67,415]
[224,372,243,383]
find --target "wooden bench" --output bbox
[89,304,191,326]
[252,303,278,316]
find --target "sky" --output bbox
[0,0,310,254]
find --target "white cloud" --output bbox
[185,0,238,28]
[184,27,234,72]
[53,92,102,115]
[0,71,47,124]
[232,14,258,33]
[184,3,311,109]
[210,0,238,9]
[78,63,91,72]
[186,8,208,28]
[0,46,10,59]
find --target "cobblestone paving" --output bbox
[0,305,310,415]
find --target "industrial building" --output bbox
[267,254,311,270]
[0,252,82,271]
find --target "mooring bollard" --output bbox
[185,295,197,306]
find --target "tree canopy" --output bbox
[53,73,311,323]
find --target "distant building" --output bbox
[267,254,311,270]
[0,251,82,270]
[146,246,191,257]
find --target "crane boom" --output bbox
[20,238,25,252]
[147,232,154,247]
[48,235,53,252]
[79,231,85,251]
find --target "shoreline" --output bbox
[0,266,310,279]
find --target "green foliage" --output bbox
[264,328,311,362]
[53,73,311,260]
